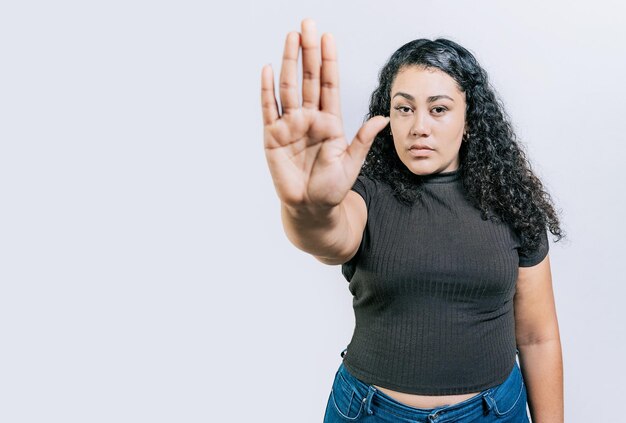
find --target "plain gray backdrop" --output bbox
[1,0,624,422]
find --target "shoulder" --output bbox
[517,228,550,268]
[349,174,381,208]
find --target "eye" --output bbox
[394,106,413,114]
[432,106,448,114]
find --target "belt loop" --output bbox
[363,385,376,415]
[482,391,495,415]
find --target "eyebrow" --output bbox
[392,92,455,103]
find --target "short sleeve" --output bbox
[518,228,550,267]
[350,174,376,209]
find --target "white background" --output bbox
[1,1,624,422]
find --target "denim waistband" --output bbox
[336,347,521,422]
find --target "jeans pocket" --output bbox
[329,370,365,421]
[488,362,527,418]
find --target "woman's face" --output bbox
[389,66,467,175]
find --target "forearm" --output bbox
[281,201,352,260]
[517,339,564,423]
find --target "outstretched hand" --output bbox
[261,18,389,211]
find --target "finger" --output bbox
[346,116,390,166]
[300,18,321,110]
[261,64,280,126]
[279,31,300,114]
[320,32,341,117]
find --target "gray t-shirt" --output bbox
[341,166,549,395]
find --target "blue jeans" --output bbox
[324,349,530,422]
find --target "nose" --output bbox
[410,110,431,137]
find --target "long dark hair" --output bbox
[361,38,564,256]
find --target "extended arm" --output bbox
[261,19,385,266]
[281,190,367,265]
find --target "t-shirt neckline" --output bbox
[418,166,463,184]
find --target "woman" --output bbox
[262,18,564,423]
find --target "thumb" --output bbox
[346,115,390,166]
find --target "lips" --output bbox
[408,148,433,157]
[409,143,434,150]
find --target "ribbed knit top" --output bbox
[341,166,549,395]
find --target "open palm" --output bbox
[261,19,389,210]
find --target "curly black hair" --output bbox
[361,38,565,256]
